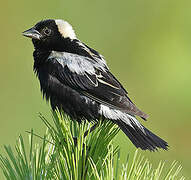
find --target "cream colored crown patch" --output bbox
[55,19,76,39]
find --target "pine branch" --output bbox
[0,110,185,180]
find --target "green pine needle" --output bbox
[0,110,185,180]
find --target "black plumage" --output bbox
[23,19,168,151]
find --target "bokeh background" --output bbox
[0,0,191,178]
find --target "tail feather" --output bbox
[116,120,168,151]
[99,104,168,151]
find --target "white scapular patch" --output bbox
[55,19,76,39]
[99,104,145,133]
[49,51,108,75]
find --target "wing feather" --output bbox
[48,48,148,120]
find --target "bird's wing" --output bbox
[48,50,148,120]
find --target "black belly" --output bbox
[38,72,100,123]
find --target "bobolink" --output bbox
[23,19,168,151]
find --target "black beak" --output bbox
[22,27,42,40]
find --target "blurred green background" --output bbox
[0,0,191,178]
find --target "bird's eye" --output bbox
[43,27,51,36]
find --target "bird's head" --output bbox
[22,19,77,51]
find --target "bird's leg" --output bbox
[73,137,78,146]
[84,122,98,138]
[72,123,98,146]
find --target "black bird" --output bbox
[23,19,168,151]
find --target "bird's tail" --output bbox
[115,115,168,151]
[99,105,168,151]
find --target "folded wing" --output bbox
[48,48,148,120]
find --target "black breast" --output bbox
[33,50,100,122]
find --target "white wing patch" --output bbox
[99,104,145,133]
[49,51,108,75]
[55,19,76,39]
